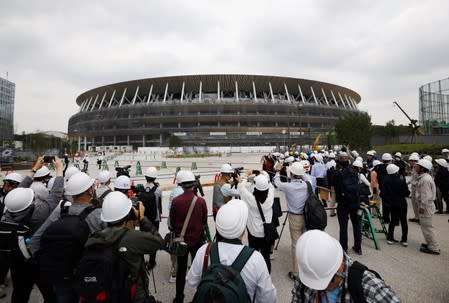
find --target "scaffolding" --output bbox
[419,77,449,134]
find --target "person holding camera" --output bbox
[238,171,275,273]
[170,170,208,303]
[212,164,240,219]
[82,191,164,303]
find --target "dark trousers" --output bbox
[10,256,56,303]
[337,207,361,252]
[148,221,160,266]
[382,199,391,223]
[388,207,408,242]
[0,253,9,285]
[248,232,271,273]
[175,243,201,303]
[97,161,102,169]
[53,284,77,303]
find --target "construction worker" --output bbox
[393,152,406,179]
[30,166,52,204]
[377,153,393,223]
[434,159,449,214]
[212,164,238,219]
[96,171,112,200]
[291,230,400,302]
[415,159,440,255]
[442,148,449,163]
[407,153,420,223]
[366,150,377,169]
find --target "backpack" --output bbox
[192,243,255,303]
[136,186,159,223]
[347,261,383,303]
[304,182,327,230]
[0,204,34,257]
[74,229,140,303]
[36,203,95,284]
[341,167,360,208]
[263,158,273,172]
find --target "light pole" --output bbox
[282,129,286,151]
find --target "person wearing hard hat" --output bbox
[393,152,406,179]
[96,152,104,170]
[291,230,400,302]
[84,191,164,302]
[238,173,275,272]
[187,199,276,303]
[212,164,239,219]
[140,167,163,270]
[352,160,371,204]
[30,166,52,204]
[415,159,440,255]
[366,150,377,169]
[82,153,89,172]
[29,171,106,302]
[114,175,132,196]
[369,160,383,208]
[407,153,421,223]
[326,153,337,217]
[170,170,208,303]
[434,159,449,214]
[96,170,112,202]
[311,154,328,206]
[274,161,310,280]
[381,164,410,246]
[377,153,393,223]
[1,156,65,303]
[442,148,449,162]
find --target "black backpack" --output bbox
[192,243,255,303]
[347,261,383,303]
[304,181,327,230]
[136,186,159,223]
[0,204,34,255]
[341,167,360,208]
[36,203,95,284]
[74,229,141,303]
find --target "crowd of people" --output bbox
[0,146,447,302]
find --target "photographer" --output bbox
[212,164,240,219]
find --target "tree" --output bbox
[334,112,373,150]
[384,120,397,143]
[168,134,183,149]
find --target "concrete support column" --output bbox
[84,136,87,151]
[127,135,130,146]
[78,136,81,151]
[142,135,145,147]
[113,136,116,146]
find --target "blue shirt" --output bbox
[274,174,309,214]
[311,162,327,179]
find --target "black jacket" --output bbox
[380,174,410,208]
[435,167,449,193]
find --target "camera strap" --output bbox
[180,196,198,240]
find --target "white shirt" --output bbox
[311,162,327,179]
[221,183,240,197]
[238,180,274,237]
[187,242,277,303]
[325,159,336,170]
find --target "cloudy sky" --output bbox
[1,0,449,133]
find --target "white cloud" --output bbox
[1,0,449,132]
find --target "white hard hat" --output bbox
[339,152,348,158]
[101,191,132,223]
[381,153,393,161]
[410,152,419,157]
[34,166,51,178]
[114,175,131,190]
[355,156,363,163]
[366,150,375,156]
[65,172,95,196]
[285,156,295,163]
[290,162,305,176]
[394,152,402,158]
[417,159,432,171]
[3,172,24,184]
[442,148,449,154]
[351,150,359,158]
[145,167,159,178]
[4,188,34,213]
[176,170,196,184]
[296,230,343,290]
[386,164,399,175]
[279,154,285,160]
[216,199,248,239]
[314,154,323,163]
[328,153,336,159]
[352,160,363,168]
[372,160,382,167]
[435,159,449,168]
[424,155,433,162]
[408,154,419,161]
[253,174,270,191]
[65,166,80,182]
[220,164,234,174]
[97,171,111,184]
[284,151,290,157]
[47,177,56,191]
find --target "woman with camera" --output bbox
[238,171,275,273]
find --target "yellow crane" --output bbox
[312,133,321,151]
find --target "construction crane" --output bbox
[392,101,424,143]
[312,133,321,151]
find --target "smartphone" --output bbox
[43,156,55,163]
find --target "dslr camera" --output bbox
[115,165,131,178]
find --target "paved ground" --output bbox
[2,153,449,302]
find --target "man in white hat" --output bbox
[187,199,276,303]
[434,159,449,214]
[415,159,440,254]
[408,153,421,223]
[442,148,449,162]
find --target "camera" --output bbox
[232,167,245,178]
[43,156,55,163]
[115,165,132,177]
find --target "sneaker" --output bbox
[169,274,176,283]
[288,271,297,281]
[420,246,440,255]
[400,241,408,247]
[421,243,428,249]
[409,218,420,223]
[387,239,399,245]
[351,246,362,255]
[435,210,444,214]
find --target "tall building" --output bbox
[0,77,15,142]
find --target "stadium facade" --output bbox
[0,77,15,142]
[419,77,449,135]
[68,74,361,150]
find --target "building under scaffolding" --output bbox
[420,77,449,134]
[68,74,361,150]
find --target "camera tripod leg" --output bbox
[275,212,289,250]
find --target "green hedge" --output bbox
[373,144,447,156]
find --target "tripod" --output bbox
[275,212,289,250]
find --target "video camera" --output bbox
[115,165,132,178]
[232,167,245,178]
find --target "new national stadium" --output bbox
[68,74,361,150]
